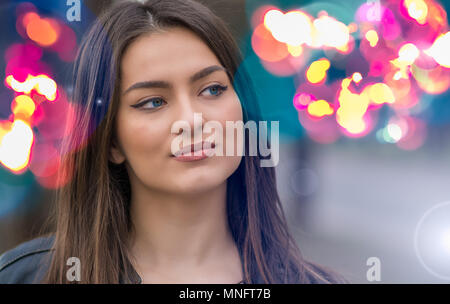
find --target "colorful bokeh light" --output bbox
[251,0,450,149]
[1,2,77,190]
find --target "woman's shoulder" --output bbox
[0,234,55,283]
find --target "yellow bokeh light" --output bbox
[398,43,420,64]
[389,44,419,81]
[306,58,330,84]
[352,72,363,83]
[287,44,303,57]
[404,0,428,25]
[336,78,370,134]
[411,64,450,94]
[393,71,403,80]
[263,9,283,30]
[312,15,350,49]
[264,9,313,46]
[264,9,350,52]
[425,31,450,68]
[0,121,12,142]
[6,74,57,101]
[307,99,334,117]
[0,119,34,173]
[368,83,396,104]
[365,30,379,47]
[12,95,36,117]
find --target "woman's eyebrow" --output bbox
[122,65,227,95]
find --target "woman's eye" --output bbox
[131,85,227,110]
[201,84,228,97]
[132,98,166,110]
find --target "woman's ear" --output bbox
[109,137,126,164]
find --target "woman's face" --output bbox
[110,26,243,195]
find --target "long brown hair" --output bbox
[44,0,346,283]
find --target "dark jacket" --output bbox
[0,234,141,284]
[0,235,55,284]
[0,235,343,284]
[0,234,246,284]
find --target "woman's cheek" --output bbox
[129,121,167,161]
[116,112,164,167]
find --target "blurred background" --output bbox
[1,0,450,283]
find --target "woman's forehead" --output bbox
[120,27,222,84]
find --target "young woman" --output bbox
[0,0,346,284]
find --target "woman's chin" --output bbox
[169,175,224,195]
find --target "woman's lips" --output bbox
[171,141,215,162]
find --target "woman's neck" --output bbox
[128,181,243,283]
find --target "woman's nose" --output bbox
[172,94,206,136]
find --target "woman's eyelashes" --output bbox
[201,84,228,97]
[131,97,166,110]
[130,84,228,110]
